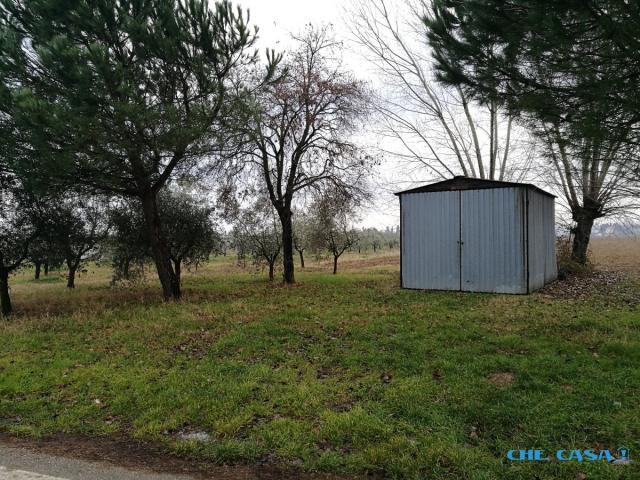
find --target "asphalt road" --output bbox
[0,445,196,480]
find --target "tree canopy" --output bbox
[0,0,264,299]
[425,0,640,143]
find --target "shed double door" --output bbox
[460,188,527,293]
[402,188,526,293]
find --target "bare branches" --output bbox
[239,25,373,282]
[245,26,372,208]
[346,0,530,182]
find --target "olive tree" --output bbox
[159,190,221,283]
[310,188,360,275]
[232,201,282,281]
[0,184,39,316]
[49,197,110,289]
[292,211,313,269]
[28,235,64,280]
[109,190,220,285]
[108,200,151,283]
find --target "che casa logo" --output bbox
[507,447,631,463]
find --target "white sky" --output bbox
[240,0,349,48]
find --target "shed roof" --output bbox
[394,176,555,198]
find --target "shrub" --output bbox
[556,236,594,279]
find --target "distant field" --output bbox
[0,239,639,479]
[590,237,640,272]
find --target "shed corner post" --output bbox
[399,194,403,289]
[525,187,530,294]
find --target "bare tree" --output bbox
[347,0,533,183]
[242,25,372,284]
[540,123,640,264]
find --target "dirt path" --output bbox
[0,444,191,480]
[0,434,358,480]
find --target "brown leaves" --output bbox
[538,270,639,305]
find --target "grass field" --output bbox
[1,239,639,479]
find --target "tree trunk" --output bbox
[279,208,295,284]
[298,249,305,269]
[333,255,338,274]
[44,261,49,276]
[141,191,180,300]
[173,259,181,287]
[67,264,76,289]
[268,262,274,281]
[571,211,596,265]
[122,258,130,280]
[0,268,11,317]
[34,261,41,280]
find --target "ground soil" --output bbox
[0,433,364,480]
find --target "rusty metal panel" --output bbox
[401,191,460,290]
[460,188,527,293]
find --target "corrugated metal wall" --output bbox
[527,189,558,290]
[400,186,556,294]
[460,188,527,294]
[401,191,460,290]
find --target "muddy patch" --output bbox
[487,372,515,388]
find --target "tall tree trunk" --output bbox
[297,249,305,269]
[0,268,11,317]
[141,191,180,300]
[44,261,49,276]
[571,211,596,265]
[67,262,77,289]
[268,262,274,281]
[34,261,41,280]
[279,208,295,284]
[333,255,338,274]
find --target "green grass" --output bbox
[1,255,639,479]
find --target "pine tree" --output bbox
[0,0,270,299]
[425,0,640,264]
[426,0,640,137]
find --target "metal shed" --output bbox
[396,176,557,294]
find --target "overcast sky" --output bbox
[237,0,403,228]
[240,0,348,48]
